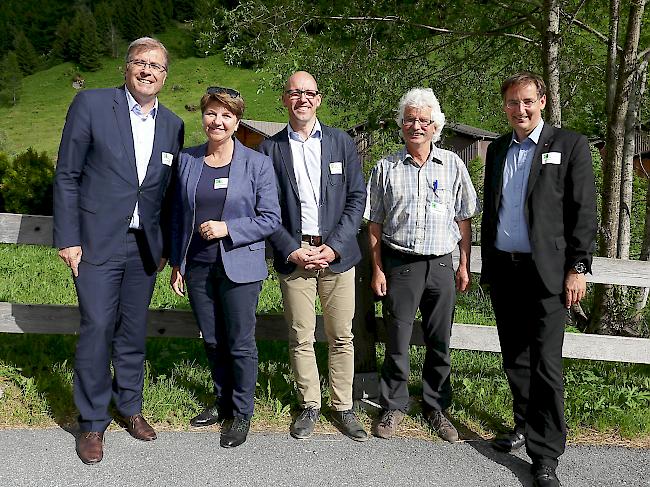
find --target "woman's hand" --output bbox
[170,266,185,297]
[199,220,228,240]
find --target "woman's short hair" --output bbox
[200,91,245,119]
[396,88,446,143]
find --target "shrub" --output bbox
[0,148,55,215]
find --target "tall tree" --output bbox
[0,51,22,106]
[13,30,39,75]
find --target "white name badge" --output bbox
[161,152,173,166]
[542,152,562,165]
[431,201,446,214]
[329,162,343,174]
[214,178,229,190]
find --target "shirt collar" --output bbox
[401,143,443,167]
[125,87,158,120]
[287,119,322,142]
[510,119,544,147]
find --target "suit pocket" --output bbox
[249,241,267,251]
[328,173,344,186]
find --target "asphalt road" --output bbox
[1,428,648,487]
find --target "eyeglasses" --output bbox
[402,117,433,128]
[207,86,241,98]
[284,89,320,100]
[505,97,540,109]
[127,59,167,73]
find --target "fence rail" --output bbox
[1,212,649,371]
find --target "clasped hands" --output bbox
[288,244,337,270]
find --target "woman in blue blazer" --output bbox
[169,87,280,448]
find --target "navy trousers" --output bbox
[489,252,567,468]
[185,260,261,419]
[379,246,456,413]
[73,230,157,432]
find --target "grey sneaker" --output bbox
[290,407,320,439]
[333,409,368,442]
[427,410,459,443]
[373,409,405,439]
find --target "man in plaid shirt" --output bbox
[366,87,480,441]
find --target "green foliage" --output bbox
[0,148,55,215]
[13,31,40,76]
[0,51,22,106]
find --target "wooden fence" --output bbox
[1,213,649,398]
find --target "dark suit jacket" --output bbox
[53,87,184,269]
[169,138,281,282]
[480,123,597,295]
[258,123,366,275]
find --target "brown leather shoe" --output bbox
[124,414,157,441]
[76,431,104,464]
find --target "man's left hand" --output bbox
[456,264,471,292]
[304,244,336,270]
[564,270,587,308]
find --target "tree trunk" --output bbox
[542,0,562,126]
[589,0,647,333]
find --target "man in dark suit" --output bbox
[53,37,184,464]
[259,71,368,441]
[481,72,597,487]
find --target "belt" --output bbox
[495,249,532,262]
[301,235,322,246]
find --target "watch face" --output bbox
[574,262,587,274]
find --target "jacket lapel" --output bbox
[491,137,509,215]
[278,129,300,198]
[187,143,207,213]
[113,87,138,185]
[525,123,555,202]
[221,139,246,220]
[319,124,332,203]
[142,106,167,185]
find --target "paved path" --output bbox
[1,429,648,486]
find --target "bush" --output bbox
[0,148,55,215]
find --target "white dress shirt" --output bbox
[288,119,322,235]
[125,88,158,229]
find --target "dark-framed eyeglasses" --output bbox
[207,86,241,98]
[402,117,433,128]
[127,59,167,73]
[284,89,320,100]
[505,97,540,109]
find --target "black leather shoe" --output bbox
[332,409,369,442]
[492,430,525,452]
[220,417,250,448]
[190,405,222,427]
[290,407,320,439]
[532,464,560,487]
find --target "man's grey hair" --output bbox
[396,88,446,143]
[125,37,169,68]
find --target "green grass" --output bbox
[1,243,649,443]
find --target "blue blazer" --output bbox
[53,87,184,269]
[258,123,366,275]
[169,138,281,283]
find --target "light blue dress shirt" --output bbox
[495,120,544,253]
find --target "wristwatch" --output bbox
[573,261,587,274]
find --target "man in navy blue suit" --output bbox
[53,37,184,464]
[259,71,368,442]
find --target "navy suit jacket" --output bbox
[480,124,598,295]
[53,87,184,270]
[169,138,281,283]
[258,123,366,275]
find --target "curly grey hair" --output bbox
[396,88,445,143]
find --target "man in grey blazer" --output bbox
[259,71,368,441]
[53,37,184,464]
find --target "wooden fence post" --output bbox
[352,224,380,401]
